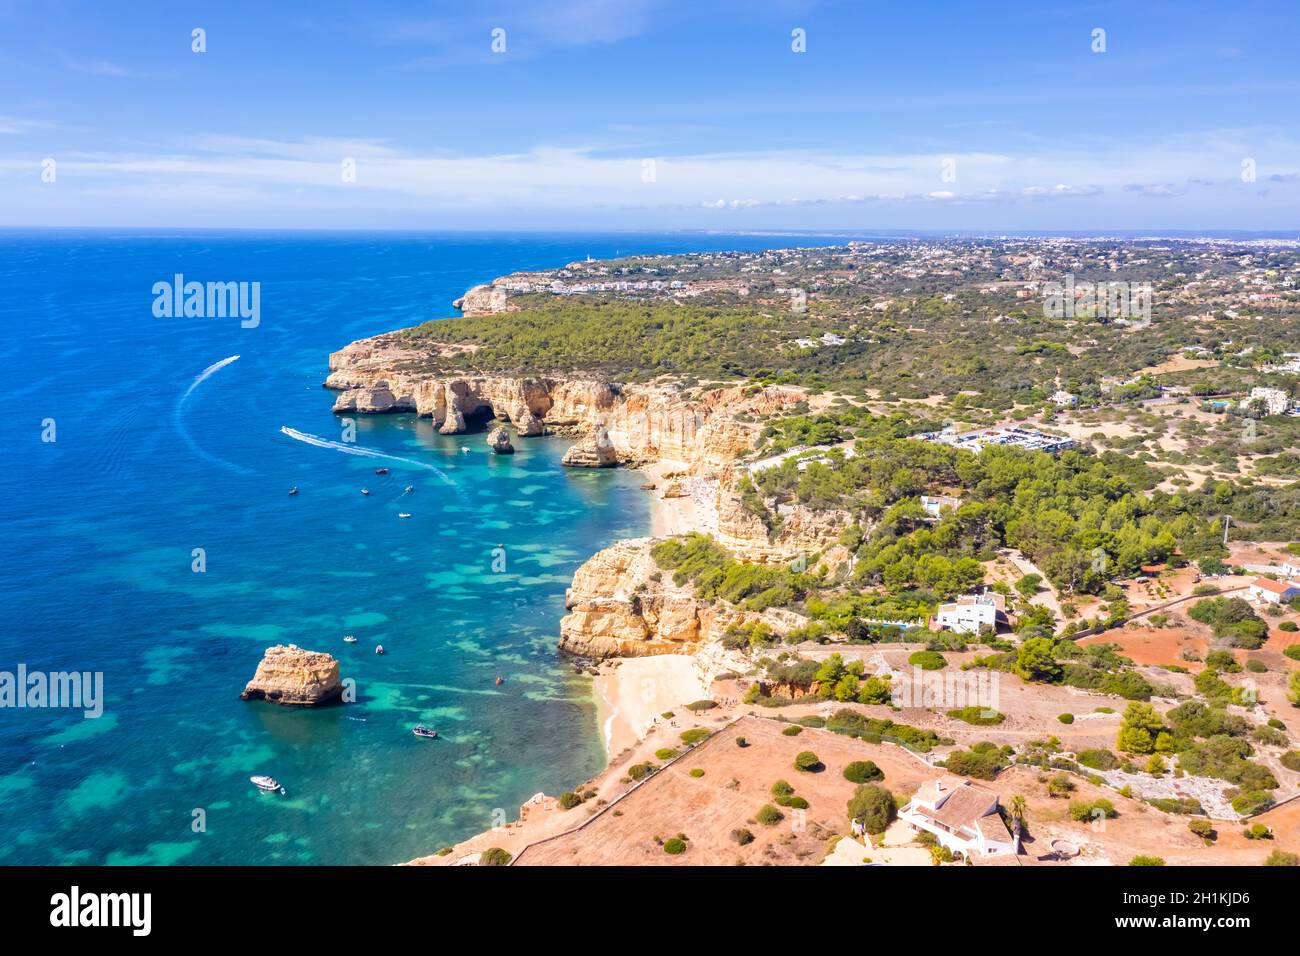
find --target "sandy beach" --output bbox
[644,458,698,537]
[591,654,709,759]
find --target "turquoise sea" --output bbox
[0,230,853,864]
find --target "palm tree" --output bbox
[1009,795,1028,834]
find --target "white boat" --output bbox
[403,485,414,494]
[361,488,370,496]
[398,512,412,519]
[343,635,358,643]
[250,775,285,795]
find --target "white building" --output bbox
[1248,577,1300,605]
[1248,386,1291,417]
[1051,389,1079,407]
[898,776,1018,858]
[932,592,1006,635]
[920,494,962,519]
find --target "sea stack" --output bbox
[515,407,545,437]
[487,426,515,455]
[561,422,618,468]
[240,644,343,707]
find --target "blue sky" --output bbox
[1,0,1298,230]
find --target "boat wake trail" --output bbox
[175,354,253,475]
[279,426,460,492]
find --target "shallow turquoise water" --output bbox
[0,229,850,864]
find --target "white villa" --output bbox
[932,591,1006,634]
[1248,577,1300,605]
[919,494,962,519]
[898,776,1019,859]
[1248,386,1291,416]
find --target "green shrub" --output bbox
[943,743,1008,780]
[794,750,823,772]
[756,804,784,826]
[684,699,718,711]
[557,791,582,810]
[736,736,749,748]
[771,779,794,797]
[627,762,657,781]
[1278,621,1298,632]
[1244,823,1272,840]
[843,760,884,784]
[479,847,512,866]
[1058,713,1075,724]
[1265,850,1299,866]
[1077,749,1119,771]
[731,827,754,845]
[1147,797,1203,815]
[688,768,705,778]
[1069,799,1117,822]
[1129,855,1165,866]
[782,725,803,736]
[947,706,1005,726]
[1282,750,1300,772]
[777,795,810,809]
[654,748,681,761]
[846,784,896,834]
[1188,818,1215,841]
[680,728,711,746]
[909,650,947,671]
[1232,791,1275,816]
[663,837,687,855]
[1285,645,1300,661]
[1047,773,1076,798]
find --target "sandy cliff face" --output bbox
[325,333,805,467]
[240,644,343,706]
[557,537,816,659]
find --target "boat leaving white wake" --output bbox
[279,426,459,490]
[176,354,253,474]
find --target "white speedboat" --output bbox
[398,512,412,519]
[250,775,285,795]
[343,635,358,644]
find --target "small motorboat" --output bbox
[375,467,389,475]
[343,635,358,644]
[250,775,285,795]
[494,676,504,686]
[361,488,370,496]
[398,512,412,519]
[460,446,470,453]
[288,486,299,496]
[412,726,438,739]
[403,485,414,494]
[375,644,385,655]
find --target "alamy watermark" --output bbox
[1043,274,1152,324]
[1,664,103,718]
[890,666,999,714]
[152,274,260,328]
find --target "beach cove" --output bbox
[0,229,856,864]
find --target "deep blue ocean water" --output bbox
[0,229,855,864]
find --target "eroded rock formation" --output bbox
[240,644,343,706]
[487,426,514,454]
[561,423,617,468]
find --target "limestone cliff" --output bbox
[325,325,833,660]
[240,644,343,706]
[558,537,808,659]
[324,333,805,467]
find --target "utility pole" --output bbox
[1223,514,1231,548]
